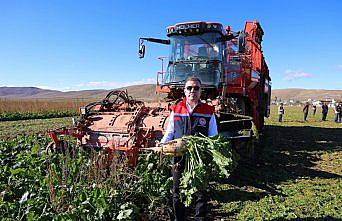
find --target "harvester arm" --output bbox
[139,37,170,45]
[139,38,170,58]
[48,127,83,146]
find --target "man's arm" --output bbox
[160,111,175,143]
[208,114,218,137]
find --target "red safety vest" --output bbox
[171,97,214,139]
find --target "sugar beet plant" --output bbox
[0,135,52,220]
[0,135,236,220]
[0,135,174,220]
[0,110,77,121]
[180,135,238,206]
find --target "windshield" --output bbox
[163,62,221,86]
[163,32,223,87]
[169,32,223,62]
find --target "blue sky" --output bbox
[0,0,341,91]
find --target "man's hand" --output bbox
[155,140,162,147]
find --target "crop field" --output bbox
[0,117,73,139]
[0,98,89,113]
[0,99,89,121]
[0,105,341,220]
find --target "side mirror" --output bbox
[139,39,145,58]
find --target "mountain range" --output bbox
[0,85,160,101]
[1,85,342,102]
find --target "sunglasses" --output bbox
[185,86,200,91]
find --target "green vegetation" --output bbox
[0,134,236,220]
[0,104,238,220]
[267,105,341,128]
[0,110,77,121]
[0,135,173,220]
[180,135,237,207]
[210,106,342,220]
[0,105,341,220]
[0,117,73,139]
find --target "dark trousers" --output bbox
[172,156,207,221]
[322,113,327,121]
[278,114,283,122]
[334,113,339,122]
[304,112,308,121]
[335,113,341,123]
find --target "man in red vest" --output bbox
[161,76,218,221]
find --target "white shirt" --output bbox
[160,102,218,143]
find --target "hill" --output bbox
[1,86,342,102]
[0,87,63,98]
[0,85,162,101]
[272,88,342,101]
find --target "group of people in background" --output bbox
[277,102,342,123]
[304,103,329,121]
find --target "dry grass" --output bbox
[0,98,90,113]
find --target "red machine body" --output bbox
[225,21,271,130]
[49,91,170,166]
[143,20,271,131]
[49,20,271,166]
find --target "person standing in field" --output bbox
[303,102,309,122]
[160,76,218,221]
[322,103,329,121]
[334,103,341,123]
[312,105,317,116]
[278,102,284,123]
[339,103,342,123]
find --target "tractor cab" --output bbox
[163,22,228,89]
[139,22,237,90]
[163,31,223,88]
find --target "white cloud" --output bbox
[283,69,313,81]
[76,78,156,90]
[336,65,342,70]
[33,85,72,91]
[121,78,155,87]
[34,85,52,90]
[86,81,120,87]
[0,84,55,90]
[1,78,157,92]
[0,84,16,87]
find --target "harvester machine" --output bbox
[48,20,271,165]
[48,90,169,166]
[139,20,271,156]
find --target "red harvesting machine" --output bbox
[49,20,271,165]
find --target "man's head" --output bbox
[184,76,201,103]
